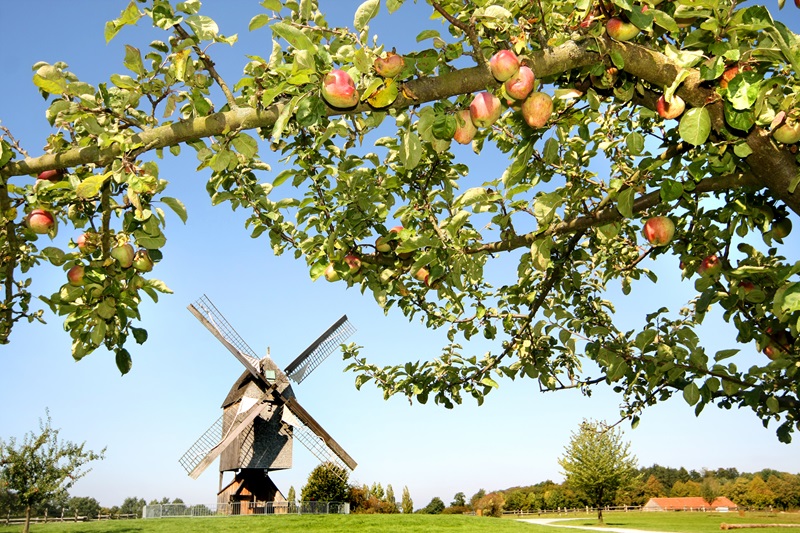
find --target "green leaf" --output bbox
[271,97,298,143]
[616,187,635,219]
[651,9,679,32]
[683,382,700,406]
[271,22,316,52]
[116,349,133,375]
[32,65,67,95]
[533,191,563,226]
[249,13,271,31]
[610,50,625,70]
[131,327,148,345]
[387,0,405,14]
[530,238,553,272]
[185,15,219,41]
[481,377,499,388]
[399,130,422,170]
[123,45,145,76]
[660,179,684,202]
[714,349,739,361]
[0,140,12,167]
[40,247,67,266]
[231,133,258,158]
[416,29,440,42]
[261,0,282,10]
[105,1,142,43]
[160,196,188,224]
[678,107,711,146]
[354,0,380,32]
[626,132,645,155]
[76,173,111,199]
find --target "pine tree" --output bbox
[401,486,413,514]
[558,420,639,523]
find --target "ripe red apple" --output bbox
[374,52,405,78]
[110,243,135,268]
[324,262,339,282]
[414,266,430,285]
[453,109,478,145]
[697,254,722,277]
[606,17,640,41]
[773,119,800,144]
[132,249,154,272]
[67,264,85,286]
[719,66,739,89]
[375,226,403,253]
[795,0,800,9]
[321,69,359,109]
[642,216,675,246]
[656,95,685,120]
[504,65,535,101]
[344,254,362,274]
[470,92,502,128]
[26,209,56,234]
[76,232,98,254]
[521,92,553,129]
[771,218,792,239]
[489,50,520,82]
[37,169,64,182]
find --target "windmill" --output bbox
[179,294,357,510]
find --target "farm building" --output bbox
[643,497,738,512]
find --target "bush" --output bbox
[475,492,505,518]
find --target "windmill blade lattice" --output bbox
[188,294,262,378]
[179,414,223,477]
[284,315,355,383]
[292,424,351,481]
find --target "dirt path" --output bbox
[518,517,678,533]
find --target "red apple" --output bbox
[374,52,405,78]
[642,216,675,246]
[132,249,154,272]
[504,65,535,101]
[414,266,430,284]
[521,92,553,129]
[655,94,685,120]
[67,264,85,286]
[76,232,98,254]
[321,69,359,109]
[375,226,403,253]
[324,262,339,282]
[26,209,55,234]
[37,169,64,182]
[719,66,739,89]
[453,109,478,145]
[606,17,640,41]
[110,243,135,268]
[470,92,502,128]
[697,254,722,277]
[489,50,520,82]
[344,254,362,274]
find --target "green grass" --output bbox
[545,510,800,533]
[0,514,549,533]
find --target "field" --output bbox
[2,511,800,533]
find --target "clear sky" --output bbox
[1,1,799,511]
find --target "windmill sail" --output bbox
[179,395,271,479]
[284,315,355,383]
[282,395,357,471]
[188,294,263,380]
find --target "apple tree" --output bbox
[1,0,800,439]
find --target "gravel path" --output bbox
[518,517,678,533]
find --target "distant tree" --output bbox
[451,492,467,507]
[371,482,385,500]
[119,497,146,517]
[66,496,101,519]
[701,478,721,504]
[0,412,104,533]
[475,492,505,518]
[715,468,741,482]
[385,484,398,512]
[469,489,486,510]
[766,475,790,510]
[670,480,702,497]
[287,486,296,502]
[729,477,752,507]
[301,463,349,502]
[745,476,776,509]
[544,487,566,510]
[419,496,445,514]
[401,486,413,514]
[559,420,639,523]
[642,475,665,499]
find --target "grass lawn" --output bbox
[0,514,550,533]
[545,510,800,533]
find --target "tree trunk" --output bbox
[23,505,31,533]
[597,506,604,524]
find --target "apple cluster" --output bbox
[320,53,406,110]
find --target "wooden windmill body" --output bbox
[179,295,357,512]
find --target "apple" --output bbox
[642,216,675,246]
[67,265,85,286]
[719,65,739,89]
[324,262,340,282]
[453,109,478,145]
[489,50,520,82]
[374,52,405,78]
[76,232,98,254]
[414,266,430,285]
[110,243,135,268]
[132,249,154,272]
[344,254,362,274]
[26,209,56,234]
[773,119,800,145]
[655,94,685,120]
[505,65,535,101]
[606,17,640,41]
[321,69,359,109]
[521,92,553,129]
[763,329,792,360]
[37,169,64,182]
[697,254,722,277]
[376,226,401,253]
[771,218,792,239]
[469,92,502,128]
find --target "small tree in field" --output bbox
[287,486,296,503]
[558,420,638,523]
[0,412,104,533]
[401,486,413,514]
[301,463,349,502]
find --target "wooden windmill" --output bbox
[179,294,357,508]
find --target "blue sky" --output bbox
[1,1,799,510]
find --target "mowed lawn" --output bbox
[3,511,800,533]
[543,510,800,533]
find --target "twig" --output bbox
[173,24,238,109]
[430,1,488,69]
